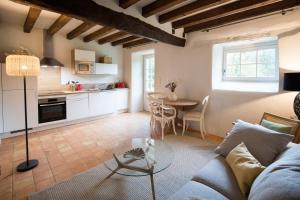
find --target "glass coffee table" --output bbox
[103,138,174,200]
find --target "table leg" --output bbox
[150,172,156,200]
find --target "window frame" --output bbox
[222,41,279,82]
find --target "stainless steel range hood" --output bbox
[40,30,64,67]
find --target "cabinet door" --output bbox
[116,89,129,110]
[67,97,89,121]
[89,92,116,116]
[95,63,118,75]
[74,49,95,62]
[1,64,37,90]
[3,90,38,132]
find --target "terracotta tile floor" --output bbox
[0,112,222,200]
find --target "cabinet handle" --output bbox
[39,102,65,107]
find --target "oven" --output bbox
[74,61,95,74]
[38,97,66,124]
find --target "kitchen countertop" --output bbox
[38,88,128,97]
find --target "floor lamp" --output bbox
[6,54,40,172]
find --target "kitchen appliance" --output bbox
[74,61,95,74]
[40,30,64,67]
[72,49,118,75]
[38,97,66,123]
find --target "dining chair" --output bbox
[182,96,209,139]
[147,93,177,140]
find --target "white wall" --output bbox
[0,23,124,90]
[124,9,300,137]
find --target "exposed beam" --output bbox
[123,38,154,48]
[119,0,141,9]
[84,26,115,42]
[159,0,235,24]
[98,31,129,45]
[184,0,300,33]
[47,15,71,35]
[24,7,41,33]
[142,0,186,18]
[67,22,95,40]
[111,36,139,46]
[173,0,280,29]
[11,0,185,47]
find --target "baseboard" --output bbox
[0,110,128,139]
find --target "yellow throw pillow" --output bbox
[226,142,265,196]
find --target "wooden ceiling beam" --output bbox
[11,0,185,47]
[173,0,280,29]
[142,0,186,18]
[98,31,129,45]
[24,7,41,33]
[67,22,95,40]
[159,0,235,24]
[47,15,71,35]
[184,0,300,33]
[111,36,139,46]
[123,38,154,48]
[84,26,115,42]
[119,0,141,9]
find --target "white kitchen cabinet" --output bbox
[89,92,117,116]
[74,49,95,62]
[3,90,38,132]
[67,94,89,121]
[95,63,118,75]
[1,64,37,90]
[115,89,129,110]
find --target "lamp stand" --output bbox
[16,76,39,172]
[293,92,300,120]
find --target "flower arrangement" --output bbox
[165,81,177,92]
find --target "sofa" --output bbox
[169,142,300,200]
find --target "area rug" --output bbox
[28,135,218,200]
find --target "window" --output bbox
[223,41,278,81]
[144,54,155,92]
[212,37,279,93]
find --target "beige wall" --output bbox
[124,10,300,137]
[0,23,124,91]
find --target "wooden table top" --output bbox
[164,99,199,106]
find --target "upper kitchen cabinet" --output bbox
[73,49,95,62]
[95,63,118,75]
[1,63,37,90]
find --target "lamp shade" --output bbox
[283,73,300,91]
[6,55,40,77]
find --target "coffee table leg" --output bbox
[150,172,156,200]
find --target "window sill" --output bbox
[212,80,279,93]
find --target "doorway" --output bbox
[143,54,155,111]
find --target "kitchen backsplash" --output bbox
[38,66,63,91]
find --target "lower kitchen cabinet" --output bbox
[89,92,117,116]
[67,94,89,120]
[115,89,129,110]
[3,90,38,132]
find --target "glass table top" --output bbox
[104,138,174,176]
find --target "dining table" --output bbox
[164,98,199,126]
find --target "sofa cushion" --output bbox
[260,119,293,134]
[168,181,229,200]
[226,142,265,196]
[249,143,300,200]
[192,156,246,200]
[215,120,293,166]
